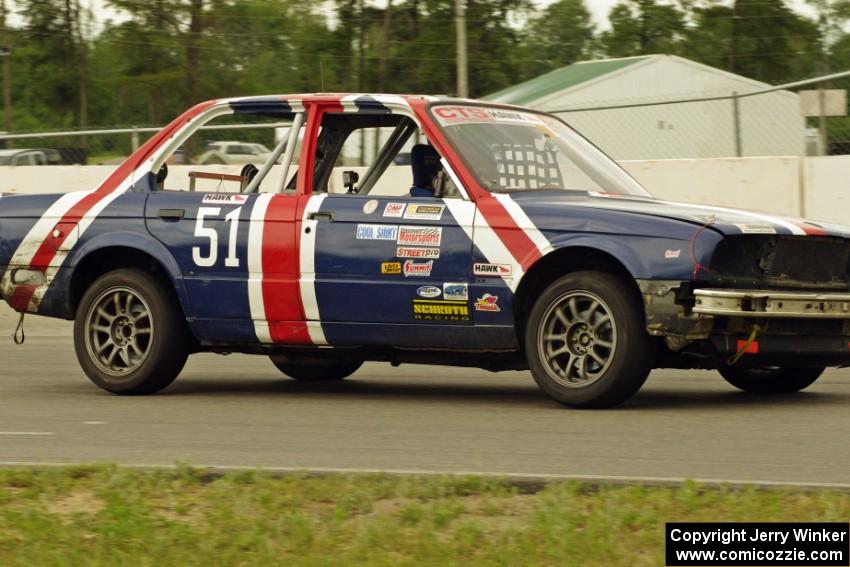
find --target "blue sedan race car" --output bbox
[1,94,848,408]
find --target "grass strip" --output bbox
[0,465,848,566]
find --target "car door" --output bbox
[145,188,301,344]
[309,193,476,327]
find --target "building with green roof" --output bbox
[484,55,803,160]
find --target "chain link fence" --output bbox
[2,71,849,166]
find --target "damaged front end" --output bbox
[638,234,850,368]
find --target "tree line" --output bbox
[0,0,849,134]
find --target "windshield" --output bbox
[431,104,650,197]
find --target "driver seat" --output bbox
[409,144,442,197]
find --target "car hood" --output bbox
[508,191,850,238]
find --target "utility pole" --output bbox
[1,0,12,137]
[455,0,468,98]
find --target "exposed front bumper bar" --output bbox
[694,289,850,318]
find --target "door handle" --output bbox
[157,208,185,220]
[308,212,334,221]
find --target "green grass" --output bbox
[0,465,847,566]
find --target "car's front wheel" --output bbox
[525,271,654,409]
[74,268,189,395]
[718,366,824,394]
[270,356,362,382]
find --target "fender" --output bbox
[522,233,652,281]
[64,231,189,312]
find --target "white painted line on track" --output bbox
[0,432,54,436]
[0,461,847,490]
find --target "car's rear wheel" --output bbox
[270,356,362,382]
[718,366,824,394]
[525,271,654,409]
[74,269,189,395]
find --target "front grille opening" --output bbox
[708,236,850,290]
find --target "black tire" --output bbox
[524,271,654,409]
[73,268,189,395]
[719,366,824,394]
[270,356,362,382]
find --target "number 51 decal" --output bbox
[193,206,242,268]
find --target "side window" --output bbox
[311,112,462,199]
[157,114,303,193]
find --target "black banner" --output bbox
[666,522,849,566]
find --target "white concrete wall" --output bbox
[4,156,850,225]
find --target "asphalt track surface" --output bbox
[1,307,849,487]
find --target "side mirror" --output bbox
[343,170,359,194]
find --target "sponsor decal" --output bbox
[356,224,399,240]
[416,285,441,299]
[474,293,501,312]
[396,246,440,259]
[403,203,445,221]
[736,223,777,234]
[443,283,468,301]
[362,199,379,214]
[403,260,433,277]
[665,249,681,259]
[381,262,402,275]
[383,202,406,218]
[397,226,442,246]
[473,262,512,277]
[202,193,248,205]
[412,299,470,322]
[432,105,546,127]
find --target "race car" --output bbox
[1,93,849,408]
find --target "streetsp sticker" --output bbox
[381,262,402,275]
[403,260,433,277]
[396,246,440,259]
[397,226,442,246]
[202,193,248,205]
[404,204,445,221]
[383,202,406,218]
[475,293,501,312]
[416,286,441,298]
[473,263,512,277]
[412,299,470,322]
[356,224,399,240]
[443,283,468,301]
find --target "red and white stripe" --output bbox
[247,194,327,345]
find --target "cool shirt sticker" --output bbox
[362,199,379,214]
[398,226,442,246]
[357,224,399,240]
[736,223,777,234]
[404,204,445,221]
[412,299,470,322]
[474,293,501,312]
[473,263,512,276]
[202,194,248,205]
[397,246,440,259]
[403,260,433,277]
[416,285,441,298]
[443,283,468,301]
[383,203,406,218]
[381,262,402,275]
